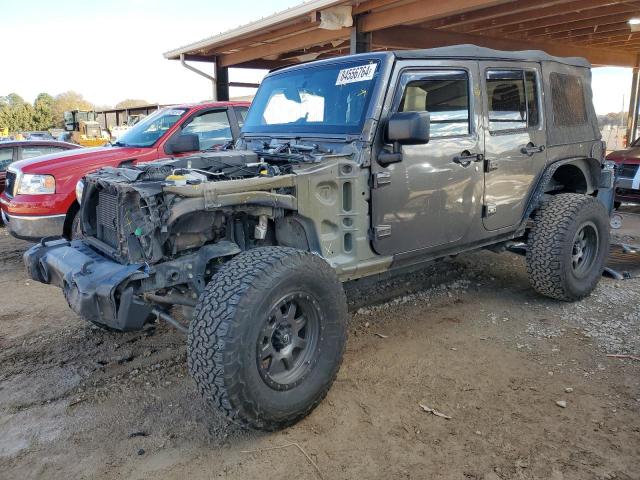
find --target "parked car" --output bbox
[607,136,640,206]
[25,46,614,431]
[0,140,80,194]
[25,131,55,140]
[1,101,249,240]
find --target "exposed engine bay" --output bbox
[79,149,302,266]
[24,142,370,331]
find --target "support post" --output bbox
[216,63,230,101]
[350,15,371,54]
[627,61,640,145]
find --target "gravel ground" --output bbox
[0,212,639,480]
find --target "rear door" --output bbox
[480,62,547,230]
[371,61,485,255]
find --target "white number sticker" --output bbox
[336,64,377,86]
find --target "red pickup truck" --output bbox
[607,135,640,207]
[1,101,249,240]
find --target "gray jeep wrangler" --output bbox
[25,45,615,430]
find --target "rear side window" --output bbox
[486,70,539,132]
[21,146,65,159]
[550,73,587,126]
[399,70,470,137]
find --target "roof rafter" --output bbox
[371,25,638,66]
[481,2,640,35]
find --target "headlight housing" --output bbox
[76,179,85,204]
[17,174,56,195]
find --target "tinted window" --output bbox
[0,147,13,170]
[21,146,65,159]
[399,71,470,137]
[550,73,587,126]
[486,70,539,132]
[182,110,232,150]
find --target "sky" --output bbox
[0,0,634,114]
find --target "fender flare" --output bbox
[521,157,602,225]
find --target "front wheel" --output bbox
[188,247,347,430]
[526,193,610,301]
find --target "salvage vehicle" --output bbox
[24,46,615,431]
[607,135,640,206]
[1,102,249,239]
[0,139,79,194]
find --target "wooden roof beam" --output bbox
[576,36,640,47]
[533,22,632,40]
[417,0,574,30]
[218,27,351,67]
[481,2,640,35]
[574,32,640,44]
[371,26,638,66]
[199,19,321,56]
[359,0,510,32]
[514,12,640,38]
[353,0,403,15]
[460,0,622,33]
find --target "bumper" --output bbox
[2,210,66,241]
[24,239,152,331]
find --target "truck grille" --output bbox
[619,163,639,179]
[96,190,119,249]
[5,171,16,197]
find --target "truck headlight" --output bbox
[17,174,56,195]
[76,179,85,204]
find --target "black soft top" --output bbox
[395,44,591,68]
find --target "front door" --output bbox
[371,62,485,256]
[480,62,547,231]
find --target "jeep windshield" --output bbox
[114,108,188,147]
[243,60,380,136]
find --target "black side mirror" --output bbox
[167,133,200,154]
[378,111,430,166]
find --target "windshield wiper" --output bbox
[112,141,128,147]
[256,141,332,163]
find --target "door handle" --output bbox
[520,143,546,156]
[453,151,484,167]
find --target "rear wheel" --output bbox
[188,247,347,430]
[526,193,610,301]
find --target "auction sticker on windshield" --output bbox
[336,64,377,86]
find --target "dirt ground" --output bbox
[0,211,639,480]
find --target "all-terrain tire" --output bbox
[526,193,610,301]
[188,247,347,430]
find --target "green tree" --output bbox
[33,93,55,130]
[52,91,94,127]
[0,93,35,132]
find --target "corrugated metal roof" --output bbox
[163,0,349,60]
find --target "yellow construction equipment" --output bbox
[63,110,111,147]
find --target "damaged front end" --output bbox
[24,150,300,331]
